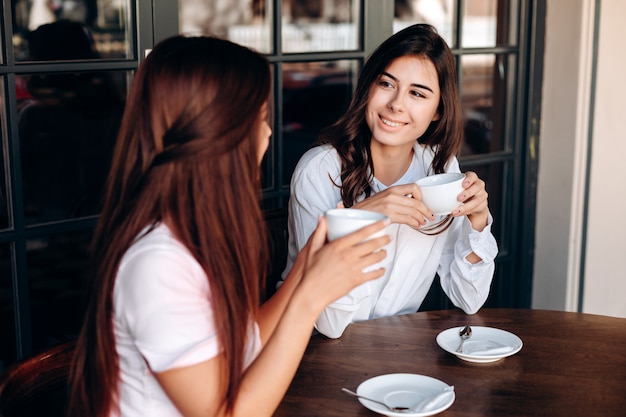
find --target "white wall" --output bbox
[533,0,626,317]
[582,0,626,317]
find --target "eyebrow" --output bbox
[381,71,434,93]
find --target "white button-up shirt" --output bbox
[281,144,498,338]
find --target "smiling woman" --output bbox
[365,55,441,185]
[280,23,499,340]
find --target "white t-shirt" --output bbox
[113,224,262,416]
[282,144,498,338]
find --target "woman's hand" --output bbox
[351,183,434,229]
[295,216,391,314]
[452,171,489,232]
[349,171,490,232]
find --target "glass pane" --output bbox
[462,0,518,48]
[282,0,359,53]
[0,243,16,371]
[459,161,505,245]
[393,0,455,47]
[179,0,272,54]
[12,0,132,61]
[28,230,92,351]
[1,77,10,230]
[460,54,512,156]
[282,60,357,186]
[17,70,128,225]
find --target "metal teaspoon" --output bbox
[341,388,410,412]
[456,325,472,353]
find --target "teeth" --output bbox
[381,117,404,127]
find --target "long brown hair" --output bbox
[317,24,463,207]
[67,35,271,416]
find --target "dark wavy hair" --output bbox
[67,35,271,416]
[317,23,463,207]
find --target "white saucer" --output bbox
[436,326,523,363]
[356,373,454,416]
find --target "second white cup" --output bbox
[415,172,466,215]
[325,208,388,241]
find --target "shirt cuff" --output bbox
[461,212,498,264]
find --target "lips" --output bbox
[380,115,406,127]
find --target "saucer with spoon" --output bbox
[436,325,523,363]
[344,373,455,416]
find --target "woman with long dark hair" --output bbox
[282,24,498,338]
[66,35,389,417]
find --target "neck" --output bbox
[371,142,415,186]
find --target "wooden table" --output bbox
[274,308,626,417]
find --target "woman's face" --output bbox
[256,102,272,165]
[365,55,441,154]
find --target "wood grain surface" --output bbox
[274,309,626,417]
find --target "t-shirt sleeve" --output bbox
[114,243,220,373]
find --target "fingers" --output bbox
[453,171,489,217]
[298,217,325,268]
[354,184,433,228]
[305,218,390,276]
[459,171,483,200]
[290,219,322,283]
[403,184,436,227]
[462,171,479,186]
[308,216,327,252]
[298,223,391,307]
[359,244,388,266]
[325,223,390,281]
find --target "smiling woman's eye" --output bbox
[410,89,426,98]
[378,79,393,88]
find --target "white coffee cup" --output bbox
[325,208,388,241]
[415,173,466,215]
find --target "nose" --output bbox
[388,93,405,112]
